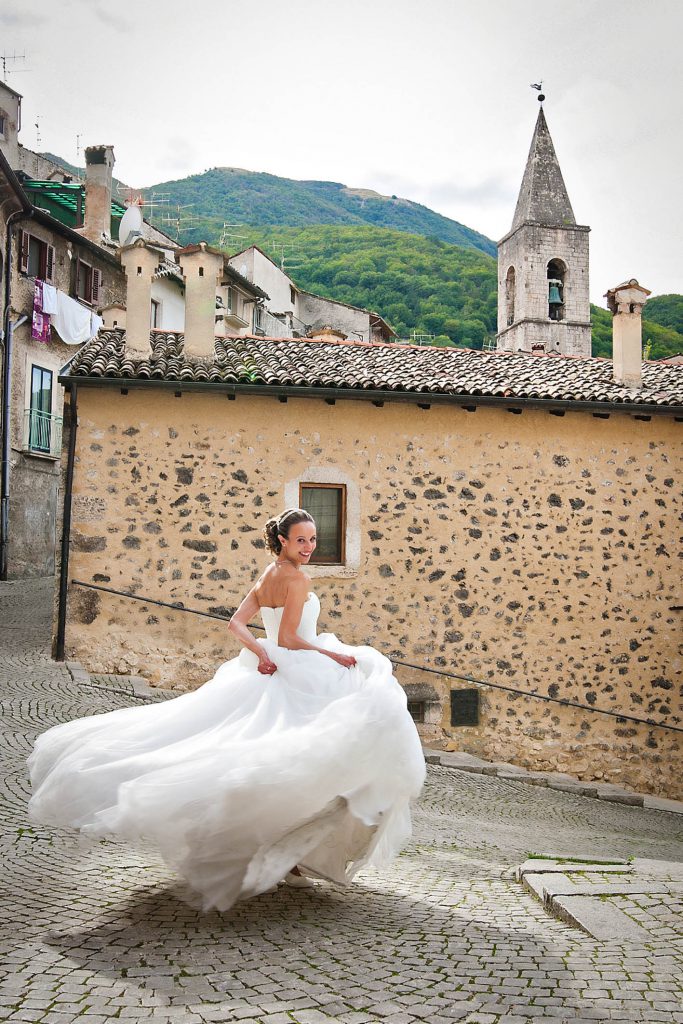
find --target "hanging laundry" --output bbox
[90,311,103,338]
[41,283,58,315]
[51,291,100,345]
[32,281,51,343]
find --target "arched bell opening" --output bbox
[505,266,516,327]
[547,258,567,321]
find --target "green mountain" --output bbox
[142,167,496,257]
[643,294,683,338]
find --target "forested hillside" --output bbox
[643,294,683,337]
[228,225,683,358]
[247,226,497,347]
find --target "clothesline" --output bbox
[32,280,103,346]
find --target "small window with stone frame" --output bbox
[407,701,426,723]
[299,483,346,565]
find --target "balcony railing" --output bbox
[23,409,63,459]
[256,307,311,339]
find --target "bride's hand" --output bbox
[327,651,357,669]
[258,654,277,676]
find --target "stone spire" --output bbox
[511,107,575,231]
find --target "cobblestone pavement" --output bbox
[1,578,682,1024]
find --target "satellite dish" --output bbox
[118,203,144,247]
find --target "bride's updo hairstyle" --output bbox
[264,508,315,555]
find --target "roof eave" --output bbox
[57,374,683,417]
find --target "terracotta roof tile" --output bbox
[63,329,683,409]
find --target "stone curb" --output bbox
[516,857,683,941]
[423,746,683,814]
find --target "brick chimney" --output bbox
[604,279,652,389]
[83,144,115,242]
[177,243,224,358]
[120,239,160,357]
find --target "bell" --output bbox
[548,284,562,305]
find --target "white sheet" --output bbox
[51,291,101,346]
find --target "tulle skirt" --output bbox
[27,635,426,911]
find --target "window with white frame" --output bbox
[28,365,53,454]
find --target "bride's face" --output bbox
[279,522,317,566]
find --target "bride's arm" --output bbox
[278,578,356,668]
[228,590,277,675]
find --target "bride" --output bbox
[28,508,426,912]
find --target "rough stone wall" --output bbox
[298,293,371,342]
[63,388,682,796]
[497,224,591,356]
[7,221,125,577]
[498,320,592,357]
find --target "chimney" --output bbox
[101,303,127,331]
[604,279,652,389]
[120,239,159,357]
[177,242,224,358]
[83,144,115,242]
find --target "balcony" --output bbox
[222,308,250,329]
[23,409,63,459]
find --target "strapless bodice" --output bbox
[260,592,320,644]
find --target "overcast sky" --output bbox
[3,0,682,303]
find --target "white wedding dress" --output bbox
[28,593,426,911]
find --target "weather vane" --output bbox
[530,81,546,103]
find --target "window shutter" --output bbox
[91,268,102,304]
[19,230,30,273]
[45,245,56,284]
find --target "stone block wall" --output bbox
[62,387,682,796]
[497,224,591,356]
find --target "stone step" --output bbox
[422,747,679,811]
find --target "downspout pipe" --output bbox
[1,210,30,580]
[54,384,78,660]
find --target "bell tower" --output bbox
[497,102,591,357]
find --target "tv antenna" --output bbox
[160,203,198,241]
[34,115,41,147]
[219,223,248,250]
[269,241,305,273]
[76,133,82,159]
[410,331,435,347]
[144,191,171,218]
[1,51,28,81]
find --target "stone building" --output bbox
[0,149,126,579]
[0,81,180,579]
[53,255,683,798]
[497,104,592,357]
